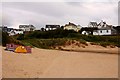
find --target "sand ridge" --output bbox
[55,42,118,54]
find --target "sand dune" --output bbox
[56,42,118,54]
[2,47,118,78]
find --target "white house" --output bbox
[93,27,111,35]
[93,20,114,35]
[8,29,23,36]
[81,31,89,35]
[64,22,81,32]
[45,25,60,31]
[19,25,36,31]
[81,20,115,35]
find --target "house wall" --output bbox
[93,29,111,35]
[88,24,93,27]
[82,31,88,35]
[98,25,101,28]
[19,26,35,31]
[46,27,58,31]
[25,27,31,31]
[64,25,80,32]
[15,31,23,34]
[64,25,74,30]
[9,30,23,36]
[19,28,26,31]
[9,32,15,36]
[93,31,98,35]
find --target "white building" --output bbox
[19,25,36,31]
[82,20,116,35]
[93,27,111,35]
[81,31,89,35]
[64,22,81,32]
[93,20,115,35]
[45,25,60,31]
[8,29,23,36]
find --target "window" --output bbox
[106,30,108,33]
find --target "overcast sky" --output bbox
[1,0,119,29]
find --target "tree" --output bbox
[17,34,25,40]
[2,32,12,46]
[41,27,45,31]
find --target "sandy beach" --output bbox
[2,46,118,78]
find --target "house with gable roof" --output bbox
[81,20,116,35]
[93,20,116,35]
[64,22,81,32]
[88,22,98,27]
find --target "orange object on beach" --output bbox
[15,46,27,53]
[6,43,32,53]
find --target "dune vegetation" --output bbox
[2,29,120,49]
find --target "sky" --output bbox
[1,0,119,29]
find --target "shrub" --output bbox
[17,34,25,40]
[21,38,67,49]
[2,32,12,46]
[90,42,98,45]
[99,42,111,47]
[14,29,120,47]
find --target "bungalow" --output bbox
[45,25,60,30]
[64,22,81,32]
[0,26,14,32]
[81,27,98,35]
[19,25,36,31]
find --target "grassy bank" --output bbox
[2,30,120,48]
[16,29,120,47]
[21,38,67,49]
[20,37,119,49]
[19,33,120,48]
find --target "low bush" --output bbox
[13,29,120,47]
[22,38,67,49]
[2,32,12,46]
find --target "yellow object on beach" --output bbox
[15,46,27,53]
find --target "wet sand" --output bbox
[2,47,118,78]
